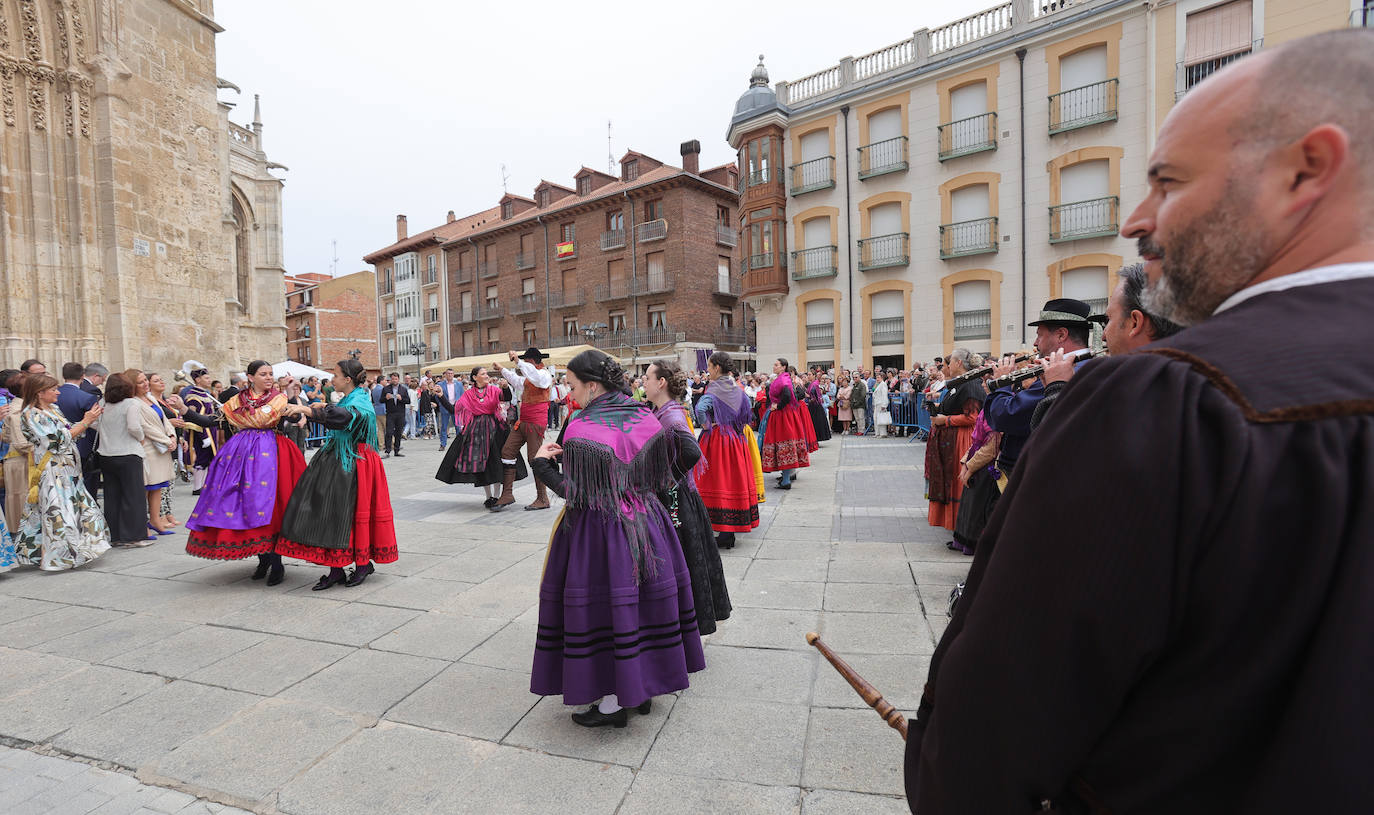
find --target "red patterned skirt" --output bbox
[760,404,812,472]
[696,429,760,533]
[186,436,307,560]
[277,445,398,569]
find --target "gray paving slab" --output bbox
[184,636,353,696]
[731,579,826,610]
[684,644,817,705]
[502,693,675,766]
[0,647,89,695]
[451,744,635,815]
[148,699,360,804]
[34,616,194,663]
[707,607,821,651]
[643,696,809,786]
[618,769,802,815]
[103,625,267,678]
[0,665,163,743]
[811,652,930,712]
[823,582,923,613]
[803,707,910,795]
[830,541,909,560]
[801,788,911,815]
[385,662,539,741]
[351,576,471,611]
[368,611,505,661]
[459,621,536,674]
[279,648,446,716]
[744,558,829,583]
[0,597,65,626]
[827,559,918,585]
[433,576,539,620]
[818,612,936,655]
[754,539,832,560]
[53,680,259,770]
[285,601,420,647]
[0,605,129,649]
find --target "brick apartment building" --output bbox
[365,141,756,374]
[284,270,381,377]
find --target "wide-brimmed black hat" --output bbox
[519,347,550,362]
[1027,298,1095,327]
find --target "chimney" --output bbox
[680,140,701,175]
[446,210,456,224]
[396,214,407,241]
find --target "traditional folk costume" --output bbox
[806,380,832,444]
[14,406,110,571]
[796,380,819,453]
[693,377,761,537]
[434,383,528,503]
[924,378,983,530]
[530,391,705,711]
[759,372,811,473]
[653,400,731,636]
[185,389,306,561]
[2,398,32,536]
[496,350,554,511]
[950,411,1001,556]
[277,387,397,575]
[181,384,221,492]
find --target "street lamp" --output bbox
[408,341,428,375]
[347,348,362,361]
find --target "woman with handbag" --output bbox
[276,359,397,590]
[128,370,177,535]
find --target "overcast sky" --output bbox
[216,0,995,278]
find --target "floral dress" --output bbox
[14,406,111,571]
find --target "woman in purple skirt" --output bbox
[529,349,705,728]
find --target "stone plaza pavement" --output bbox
[0,433,970,814]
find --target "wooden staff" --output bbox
[807,632,908,741]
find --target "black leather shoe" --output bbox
[251,556,269,581]
[571,706,628,728]
[635,699,652,715]
[312,568,347,591]
[393,452,405,458]
[716,533,735,550]
[266,556,285,587]
[345,562,374,587]
[483,497,497,509]
[776,482,792,490]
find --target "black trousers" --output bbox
[384,413,405,453]
[102,454,148,544]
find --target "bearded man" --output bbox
[907,29,1374,814]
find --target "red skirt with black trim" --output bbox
[185,436,307,560]
[696,429,760,534]
[277,445,398,569]
[761,404,812,472]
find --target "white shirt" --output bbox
[1213,262,1374,314]
[500,360,555,405]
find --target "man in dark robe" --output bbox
[907,28,1374,814]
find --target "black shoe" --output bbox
[776,482,792,490]
[393,452,405,458]
[266,555,285,586]
[312,568,347,591]
[345,562,374,587]
[191,489,202,496]
[571,706,628,729]
[716,533,736,550]
[483,497,497,509]
[251,555,269,581]
[635,699,652,715]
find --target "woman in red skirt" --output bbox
[692,352,759,550]
[760,358,811,490]
[277,359,397,590]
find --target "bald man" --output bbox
[908,30,1374,814]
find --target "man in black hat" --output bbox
[492,347,555,510]
[982,298,1095,476]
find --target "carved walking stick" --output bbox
[807,632,908,741]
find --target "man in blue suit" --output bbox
[57,362,100,499]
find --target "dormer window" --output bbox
[501,201,513,219]
[537,190,549,207]
[624,159,639,182]
[577,176,591,196]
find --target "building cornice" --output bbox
[160,0,225,33]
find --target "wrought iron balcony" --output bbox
[450,308,476,325]
[939,217,999,259]
[454,267,473,284]
[857,136,908,179]
[791,246,838,280]
[636,219,667,243]
[1180,53,1248,97]
[515,253,536,271]
[871,316,905,346]
[938,111,997,161]
[425,308,440,324]
[715,225,738,247]
[790,156,836,195]
[1048,78,1118,135]
[475,303,503,321]
[1083,297,1108,316]
[631,272,674,296]
[713,276,743,298]
[589,327,686,349]
[806,322,835,351]
[477,262,498,279]
[600,229,626,251]
[952,308,991,341]
[745,168,772,187]
[857,233,909,271]
[594,281,632,303]
[712,327,749,347]
[509,294,543,315]
[749,252,775,270]
[547,289,584,309]
[1049,196,1119,243]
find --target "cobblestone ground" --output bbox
[0,432,968,814]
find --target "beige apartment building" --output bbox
[726,0,1364,371]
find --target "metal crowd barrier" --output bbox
[888,393,930,441]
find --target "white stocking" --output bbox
[597,695,622,714]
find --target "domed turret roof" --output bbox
[732,55,786,121]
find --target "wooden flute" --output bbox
[807,632,908,741]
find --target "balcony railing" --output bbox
[589,327,686,349]
[548,289,584,309]
[426,308,440,323]
[1354,5,1373,27]
[953,308,992,341]
[515,253,536,271]
[806,322,835,350]
[1181,52,1249,96]
[857,136,908,179]
[594,281,632,303]
[745,168,772,187]
[857,233,910,271]
[714,276,743,297]
[791,245,839,280]
[871,316,905,346]
[636,219,667,243]
[716,225,738,247]
[939,217,999,259]
[1049,78,1118,134]
[1083,297,1108,316]
[938,111,997,160]
[454,267,473,284]
[509,294,543,315]
[451,308,476,325]
[600,229,626,250]
[631,272,675,296]
[475,303,503,321]
[478,262,498,279]
[713,327,749,347]
[1049,196,1119,243]
[790,156,836,195]
[749,252,775,270]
